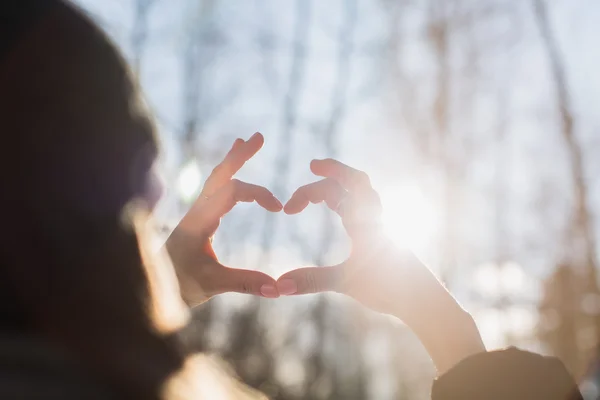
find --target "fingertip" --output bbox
[266,198,284,212]
[228,138,244,153]
[276,279,298,296]
[222,267,280,297]
[260,284,280,298]
[283,202,302,215]
[249,131,264,144]
[256,190,283,212]
[310,159,327,174]
[243,132,264,156]
[273,197,284,211]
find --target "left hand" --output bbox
[274,158,402,315]
[166,133,283,306]
[273,158,469,319]
[275,159,485,374]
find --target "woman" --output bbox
[0,0,584,399]
[0,1,278,398]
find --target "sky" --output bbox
[74,0,600,358]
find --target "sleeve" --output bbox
[431,347,583,400]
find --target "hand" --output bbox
[166,133,282,306]
[276,159,485,373]
[276,158,415,315]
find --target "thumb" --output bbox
[215,267,280,299]
[276,265,345,296]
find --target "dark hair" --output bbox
[0,2,188,398]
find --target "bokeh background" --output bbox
[74,0,600,398]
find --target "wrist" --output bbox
[164,227,210,307]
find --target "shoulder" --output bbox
[432,347,582,400]
[0,334,119,400]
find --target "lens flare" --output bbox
[177,159,202,202]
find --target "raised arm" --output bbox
[277,158,582,399]
[276,158,484,373]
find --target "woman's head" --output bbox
[1,1,161,216]
[0,1,187,398]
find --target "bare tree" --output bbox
[314,0,357,265]
[131,0,156,74]
[206,5,314,395]
[385,0,520,284]
[538,263,582,377]
[384,0,465,281]
[533,0,598,279]
[427,0,456,281]
[533,0,600,378]
[178,0,222,349]
[259,0,312,265]
[303,1,364,398]
[491,76,515,345]
[180,0,217,162]
[254,0,279,97]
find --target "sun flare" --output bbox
[379,184,438,253]
[177,159,202,202]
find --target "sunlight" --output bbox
[474,262,501,297]
[501,262,526,293]
[177,159,202,202]
[474,261,527,297]
[379,184,438,252]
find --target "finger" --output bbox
[284,178,346,215]
[238,131,265,159]
[202,132,265,196]
[276,266,344,295]
[216,267,280,298]
[202,179,283,223]
[310,158,371,192]
[203,138,244,194]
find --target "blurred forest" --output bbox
[76,0,600,398]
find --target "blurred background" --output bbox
[74,0,600,398]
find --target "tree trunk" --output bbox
[533,0,600,379]
[259,0,311,265]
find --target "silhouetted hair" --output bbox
[0,1,188,398]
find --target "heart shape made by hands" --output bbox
[169,133,411,317]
